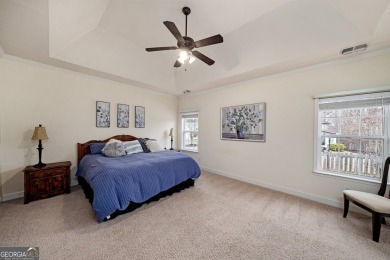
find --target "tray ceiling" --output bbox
[1,0,390,95]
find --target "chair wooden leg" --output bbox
[372,213,381,242]
[343,195,349,218]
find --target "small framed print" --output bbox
[135,106,145,128]
[96,101,110,127]
[117,104,129,128]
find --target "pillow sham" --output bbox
[89,143,106,154]
[123,140,143,154]
[138,138,153,153]
[145,140,164,153]
[102,140,126,157]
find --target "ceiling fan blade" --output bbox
[194,34,223,48]
[192,51,215,66]
[174,60,182,68]
[146,46,178,52]
[163,21,184,43]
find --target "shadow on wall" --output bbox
[70,165,78,183]
[1,129,34,200]
[20,129,34,166]
[1,168,24,201]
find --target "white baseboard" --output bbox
[2,191,24,201]
[200,166,342,209]
[1,180,79,202]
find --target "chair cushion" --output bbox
[343,190,390,214]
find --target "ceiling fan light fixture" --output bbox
[177,56,185,64]
[178,50,196,64]
[178,51,189,64]
[189,55,196,64]
[179,51,188,60]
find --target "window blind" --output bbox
[181,113,198,119]
[319,92,390,110]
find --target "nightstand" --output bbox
[24,161,71,204]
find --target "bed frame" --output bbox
[77,134,195,221]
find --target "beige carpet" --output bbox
[1,171,389,260]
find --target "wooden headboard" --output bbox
[77,134,138,165]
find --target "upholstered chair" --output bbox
[343,157,390,242]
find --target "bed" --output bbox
[76,134,201,222]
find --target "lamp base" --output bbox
[33,162,46,168]
[34,140,46,168]
[170,137,174,150]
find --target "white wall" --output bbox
[2,50,390,210]
[0,57,177,200]
[179,51,390,208]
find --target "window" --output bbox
[314,92,390,182]
[181,112,198,152]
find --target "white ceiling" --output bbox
[1,0,390,95]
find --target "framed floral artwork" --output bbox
[117,104,129,128]
[135,106,145,128]
[96,101,110,127]
[221,103,266,142]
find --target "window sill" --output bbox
[181,149,198,153]
[313,170,390,185]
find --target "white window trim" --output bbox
[313,170,383,184]
[313,88,390,184]
[313,86,390,99]
[180,111,199,153]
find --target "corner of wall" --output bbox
[0,45,5,58]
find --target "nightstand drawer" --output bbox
[28,168,66,179]
[24,161,71,204]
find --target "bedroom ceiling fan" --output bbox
[146,7,223,67]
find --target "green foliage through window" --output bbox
[329,143,346,152]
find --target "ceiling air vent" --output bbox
[341,44,368,55]
[354,43,368,52]
[341,47,354,55]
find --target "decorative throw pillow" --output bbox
[106,138,120,144]
[138,138,154,153]
[123,140,143,154]
[90,143,106,154]
[102,139,126,157]
[145,140,163,153]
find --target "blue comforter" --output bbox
[76,151,201,222]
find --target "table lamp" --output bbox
[169,128,174,150]
[31,124,49,168]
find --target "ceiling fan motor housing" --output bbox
[178,36,195,51]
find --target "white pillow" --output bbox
[107,138,120,144]
[145,140,163,152]
[123,140,143,154]
[102,139,126,157]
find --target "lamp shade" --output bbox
[31,124,49,140]
[169,128,173,137]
